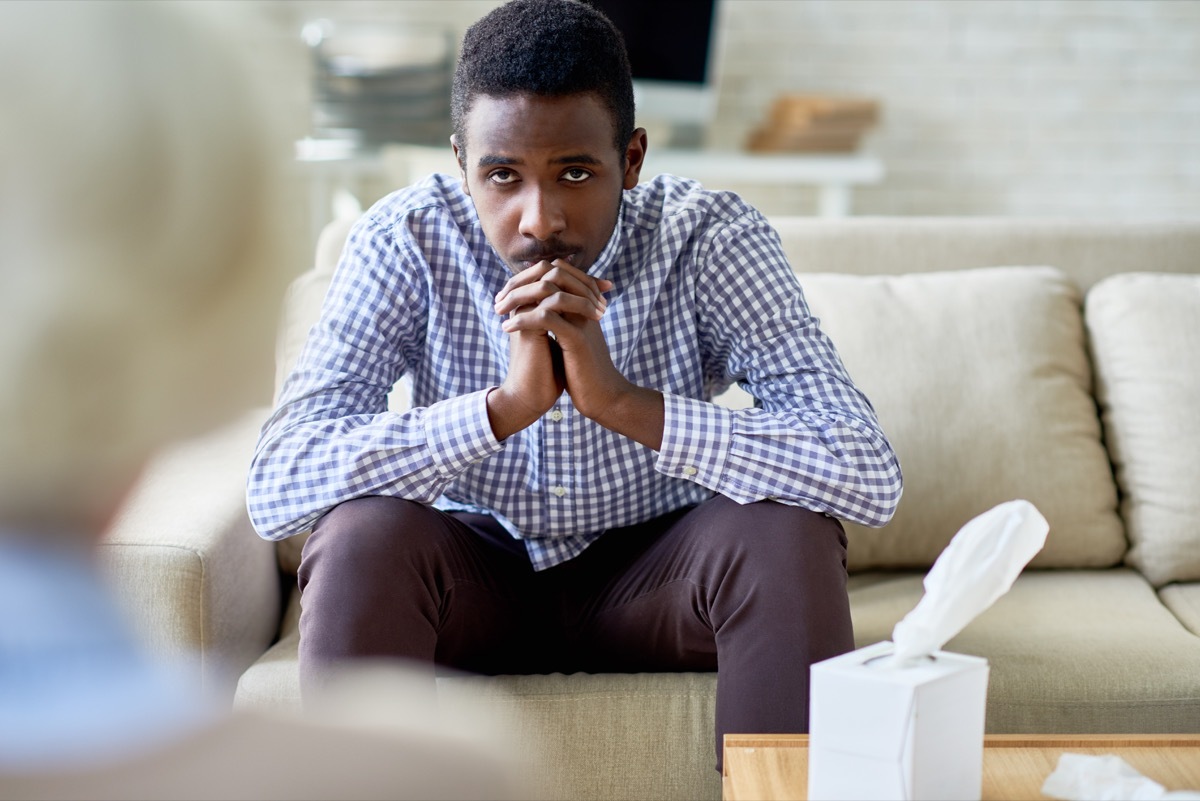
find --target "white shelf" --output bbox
[645,148,884,217]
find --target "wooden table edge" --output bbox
[722,733,1200,777]
[982,733,1200,748]
[726,733,1200,748]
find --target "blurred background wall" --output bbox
[259,0,1199,219]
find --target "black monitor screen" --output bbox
[587,0,716,85]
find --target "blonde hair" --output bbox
[0,2,295,532]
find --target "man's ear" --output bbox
[622,127,648,190]
[450,134,469,194]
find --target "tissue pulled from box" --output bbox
[1042,753,1200,801]
[889,499,1048,666]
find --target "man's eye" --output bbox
[488,169,517,185]
[562,168,591,183]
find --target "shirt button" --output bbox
[552,485,568,497]
[548,410,565,422]
[682,466,698,476]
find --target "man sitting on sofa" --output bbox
[248,0,902,770]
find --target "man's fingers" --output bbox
[496,258,609,310]
[496,279,606,317]
[497,259,606,305]
[501,295,603,334]
[502,295,604,330]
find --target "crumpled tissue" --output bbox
[1042,753,1200,801]
[889,499,1049,666]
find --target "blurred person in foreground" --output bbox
[249,0,902,773]
[0,2,523,798]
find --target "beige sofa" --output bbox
[102,216,1200,801]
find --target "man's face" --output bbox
[454,92,645,274]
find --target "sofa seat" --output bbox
[238,570,1200,732]
[848,570,1200,733]
[234,568,1200,801]
[238,610,724,801]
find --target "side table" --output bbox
[723,733,1200,800]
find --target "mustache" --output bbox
[511,239,581,263]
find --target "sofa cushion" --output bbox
[848,569,1200,733]
[438,673,720,801]
[799,266,1126,570]
[1086,273,1200,587]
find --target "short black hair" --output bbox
[451,0,635,162]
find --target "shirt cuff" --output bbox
[655,393,732,487]
[423,387,505,479]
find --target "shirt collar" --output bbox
[585,196,626,282]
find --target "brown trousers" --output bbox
[297,494,854,770]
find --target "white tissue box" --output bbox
[808,641,989,801]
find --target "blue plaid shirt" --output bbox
[248,173,902,570]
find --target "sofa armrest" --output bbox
[99,408,282,704]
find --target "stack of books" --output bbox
[305,20,454,150]
[746,94,880,153]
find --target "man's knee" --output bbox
[299,496,446,588]
[691,496,848,572]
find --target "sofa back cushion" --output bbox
[799,266,1127,570]
[1086,274,1200,587]
[773,218,1200,291]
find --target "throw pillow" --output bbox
[1086,273,1200,586]
[798,266,1127,571]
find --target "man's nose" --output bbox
[517,187,566,241]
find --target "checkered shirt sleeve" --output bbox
[247,209,504,540]
[655,215,902,526]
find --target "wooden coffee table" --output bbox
[723,733,1200,800]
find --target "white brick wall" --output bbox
[709,0,1200,217]
[265,0,1200,218]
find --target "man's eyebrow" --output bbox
[476,154,521,168]
[551,154,604,166]
[474,153,605,168]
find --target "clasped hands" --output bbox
[485,258,663,450]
